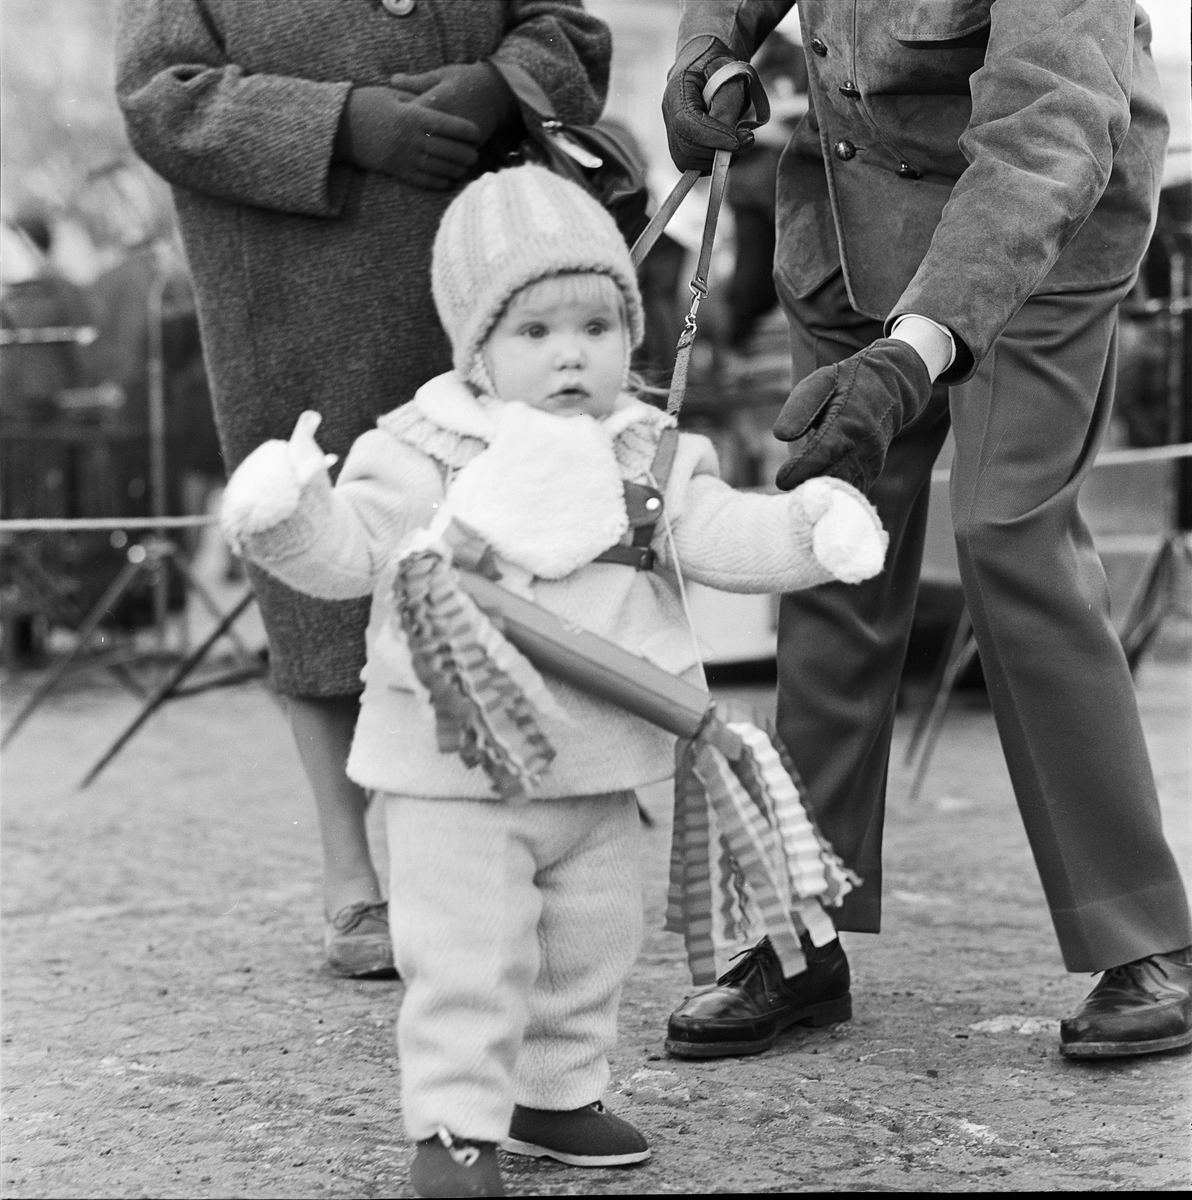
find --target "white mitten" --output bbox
[220,411,337,549]
[795,477,888,584]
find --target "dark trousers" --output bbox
[774,270,1191,973]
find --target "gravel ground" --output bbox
[2,625,1189,1196]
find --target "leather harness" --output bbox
[591,424,679,572]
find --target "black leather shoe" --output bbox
[665,935,851,1059]
[1060,945,1192,1059]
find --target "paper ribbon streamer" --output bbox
[664,714,859,986]
[393,537,860,983]
[395,545,557,801]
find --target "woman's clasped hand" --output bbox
[333,86,482,190]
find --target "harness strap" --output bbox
[592,425,681,570]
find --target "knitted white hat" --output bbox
[431,165,645,395]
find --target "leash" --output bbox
[625,68,856,981]
[594,64,771,569]
[630,62,770,419]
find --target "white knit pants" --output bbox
[383,790,643,1143]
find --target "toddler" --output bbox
[221,165,886,1198]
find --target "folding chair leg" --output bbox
[904,605,972,767]
[905,624,980,805]
[1,558,144,749]
[170,553,257,666]
[78,591,257,790]
[1119,536,1174,671]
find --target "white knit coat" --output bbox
[223,372,885,800]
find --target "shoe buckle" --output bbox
[435,1127,479,1168]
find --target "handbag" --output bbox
[489,59,650,245]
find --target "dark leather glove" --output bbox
[333,86,480,190]
[387,62,514,147]
[662,37,754,173]
[774,338,932,494]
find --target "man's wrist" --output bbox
[890,314,955,383]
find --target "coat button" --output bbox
[833,139,856,161]
[838,81,860,98]
[382,0,416,14]
[897,162,922,179]
[809,37,828,56]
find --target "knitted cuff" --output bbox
[238,469,336,566]
[788,477,887,585]
[221,440,301,550]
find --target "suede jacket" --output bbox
[676,0,1168,380]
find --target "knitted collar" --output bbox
[399,371,673,460]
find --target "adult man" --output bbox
[662,0,1191,1060]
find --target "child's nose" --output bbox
[553,337,586,368]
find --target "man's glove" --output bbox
[388,62,515,147]
[774,339,932,494]
[662,37,753,173]
[334,86,481,190]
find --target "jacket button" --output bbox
[382,0,416,14]
[897,162,922,179]
[809,37,828,56]
[833,140,856,161]
[838,81,860,98]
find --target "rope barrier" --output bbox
[2,449,1188,529]
[0,515,216,533]
[930,440,1192,483]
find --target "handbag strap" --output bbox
[489,58,558,124]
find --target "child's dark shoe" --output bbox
[410,1129,503,1197]
[504,1100,650,1166]
[324,900,398,979]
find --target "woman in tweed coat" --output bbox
[116,0,611,973]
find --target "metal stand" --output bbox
[79,589,260,789]
[902,605,977,806]
[1,527,263,755]
[1,247,267,780]
[903,217,1192,802]
[1117,237,1192,670]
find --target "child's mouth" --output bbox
[550,387,589,406]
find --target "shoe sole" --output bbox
[326,956,400,979]
[664,993,852,1060]
[1059,1029,1192,1059]
[502,1138,651,1167]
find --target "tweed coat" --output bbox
[676,0,1168,381]
[116,0,610,695]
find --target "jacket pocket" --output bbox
[371,620,423,694]
[887,0,991,43]
[635,627,705,678]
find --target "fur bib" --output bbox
[444,401,628,580]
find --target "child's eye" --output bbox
[586,320,608,336]
[522,323,549,339]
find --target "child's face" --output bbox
[482,273,627,419]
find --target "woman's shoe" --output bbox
[324,900,398,979]
[504,1100,650,1166]
[411,1129,503,1197]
